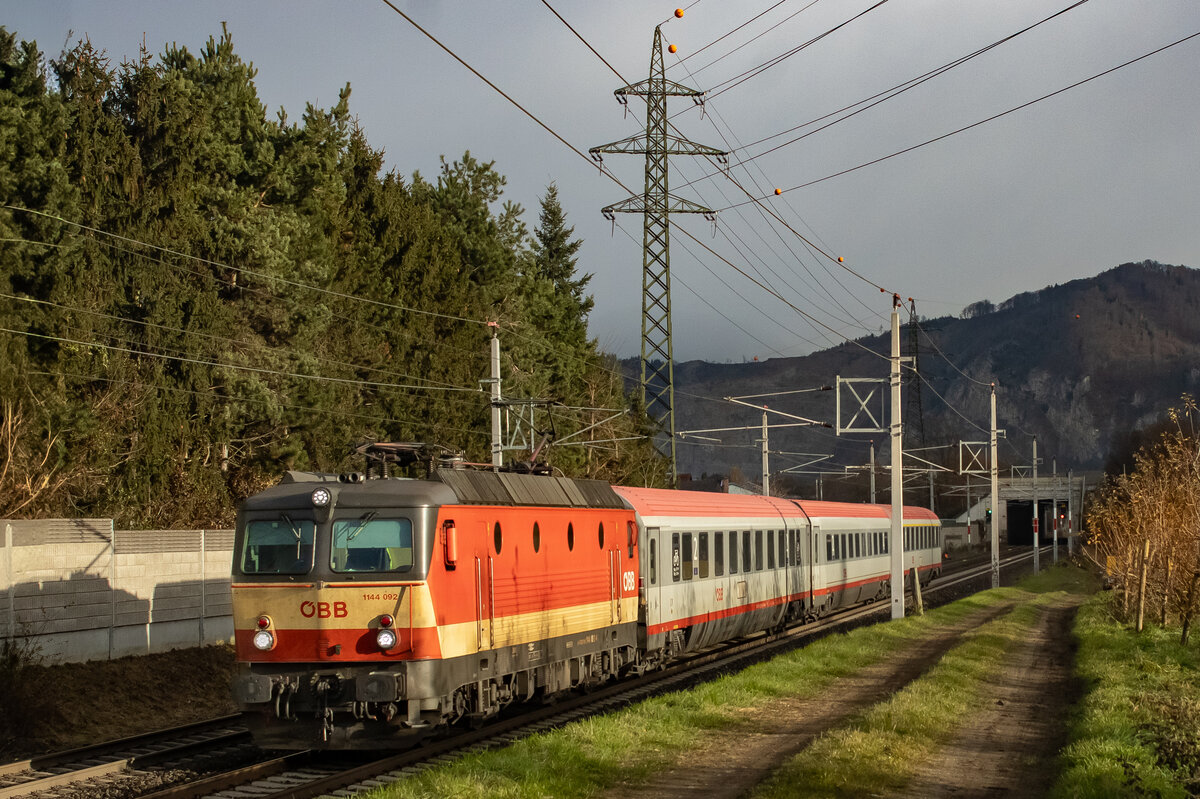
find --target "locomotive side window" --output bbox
[699,532,709,578]
[715,532,724,576]
[599,522,605,550]
[728,531,738,574]
[331,517,414,573]
[533,522,541,553]
[242,517,315,575]
[567,522,575,551]
[494,522,503,555]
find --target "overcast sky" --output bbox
[6,0,1199,363]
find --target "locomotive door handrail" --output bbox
[609,549,621,623]
[475,556,485,651]
[488,555,496,648]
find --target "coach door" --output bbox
[643,527,661,626]
[808,524,823,612]
[475,554,494,650]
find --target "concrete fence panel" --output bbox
[1,519,235,664]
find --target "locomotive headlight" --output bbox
[311,487,331,507]
[252,629,276,651]
[376,628,398,651]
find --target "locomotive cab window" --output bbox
[241,517,315,575]
[331,517,414,573]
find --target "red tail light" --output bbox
[379,614,394,628]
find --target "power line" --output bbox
[733,28,1200,201]
[30,370,489,440]
[0,326,486,395]
[703,0,891,100]
[728,0,1092,165]
[1,291,483,394]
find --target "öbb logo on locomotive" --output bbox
[231,460,941,749]
[300,601,349,619]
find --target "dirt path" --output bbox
[891,595,1084,798]
[603,603,1016,799]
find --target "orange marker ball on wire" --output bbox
[675,8,684,17]
[838,256,844,262]
[668,44,677,53]
[774,188,781,196]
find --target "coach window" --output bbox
[532,522,541,553]
[842,534,849,560]
[754,530,764,571]
[567,522,575,552]
[243,517,315,575]
[649,538,657,584]
[682,533,694,581]
[779,531,787,569]
[767,530,775,569]
[330,517,414,574]
[743,531,752,573]
[856,533,862,558]
[699,532,710,578]
[672,533,681,582]
[715,532,725,576]
[729,531,738,574]
[826,534,833,562]
[598,522,605,550]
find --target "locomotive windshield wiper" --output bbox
[345,511,378,542]
[282,513,304,561]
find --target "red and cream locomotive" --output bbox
[231,449,941,748]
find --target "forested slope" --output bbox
[0,28,663,527]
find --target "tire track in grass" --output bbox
[751,591,1084,799]
[602,601,1017,799]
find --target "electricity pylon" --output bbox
[590,25,726,482]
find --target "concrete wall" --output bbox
[1,519,234,664]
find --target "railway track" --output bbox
[2,547,1040,799]
[0,716,251,799]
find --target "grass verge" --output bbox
[367,578,1052,799]
[749,574,1084,798]
[1050,590,1200,798]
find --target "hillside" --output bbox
[670,260,1200,485]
